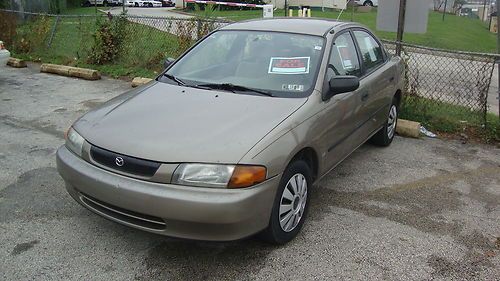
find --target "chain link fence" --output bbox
[0,9,230,74]
[0,9,497,127]
[383,40,498,128]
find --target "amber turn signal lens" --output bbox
[228,166,266,189]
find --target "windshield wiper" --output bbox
[163,74,213,91]
[163,73,187,86]
[196,83,273,97]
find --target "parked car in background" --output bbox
[57,18,404,245]
[354,0,378,6]
[161,0,175,7]
[145,0,163,7]
[126,0,162,7]
[0,41,10,68]
[83,0,122,6]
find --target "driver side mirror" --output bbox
[324,76,360,100]
[163,57,175,69]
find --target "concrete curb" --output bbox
[40,64,101,81]
[7,58,27,68]
[396,119,421,138]
[131,77,153,87]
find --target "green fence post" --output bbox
[47,15,60,48]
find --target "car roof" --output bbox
[220,18,353,37]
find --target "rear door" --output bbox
[352,29,395,137]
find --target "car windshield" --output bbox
[160,30,325,98]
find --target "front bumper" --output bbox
[56,146,279,241]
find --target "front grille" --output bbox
[90,145,161,177]
[80,193,166,230]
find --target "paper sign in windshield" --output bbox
[268,57,310,74]
[337,45,354,70]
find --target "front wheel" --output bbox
[260,160,311,244]
[363,1,374,6]
[370,98,398,146]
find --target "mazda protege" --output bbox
[57,18,404,244]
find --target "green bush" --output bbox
[87,15,127,64]
[13,16,52,54]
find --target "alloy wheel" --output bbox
[279,173,308,232]
[387,105,397,139]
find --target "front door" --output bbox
[319,31,365,173]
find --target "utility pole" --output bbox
[483,0,487,21]
[396,0,407,56]
[285,0,288,17]
[497,5,500,118]
[442,0,448,21]
[123,0,126,13]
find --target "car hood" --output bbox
[74,81,307,164]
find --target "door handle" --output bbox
[361,92,369,101]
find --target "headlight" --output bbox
[172,164,266,189]
[65,127,85,157]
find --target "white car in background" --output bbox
[126,0,162,7]
[0,41,10,68]
[83,0,122,6]
[354,0,378,6]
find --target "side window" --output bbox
[353,30,385,72]
[327,32,361,80]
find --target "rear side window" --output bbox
[327,32,361,80]
[353,30,385,72]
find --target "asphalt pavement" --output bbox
[0,65,499,280]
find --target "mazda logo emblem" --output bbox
[115,157,124,167]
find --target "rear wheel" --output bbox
[260,160,311,244]
[369,97,398,146]
[148,3,153,7]
[363,1,374,6]
[134,2,139,7]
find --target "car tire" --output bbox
[134,2,139,7]
[369,97,398,146]
[363,1,373,6]
[83,1,91,7]
[259,160,311,244]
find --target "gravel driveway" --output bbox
[0,65,499,280]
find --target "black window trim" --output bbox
[322,29,362,97]
[350,27,389,79]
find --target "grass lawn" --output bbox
[12,8,181,78]
[400,96,499,143]
[183,8,497,53]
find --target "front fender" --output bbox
[238,93,325,180]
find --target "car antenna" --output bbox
[336,0,352,21]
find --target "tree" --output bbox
[0,0,10,9]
